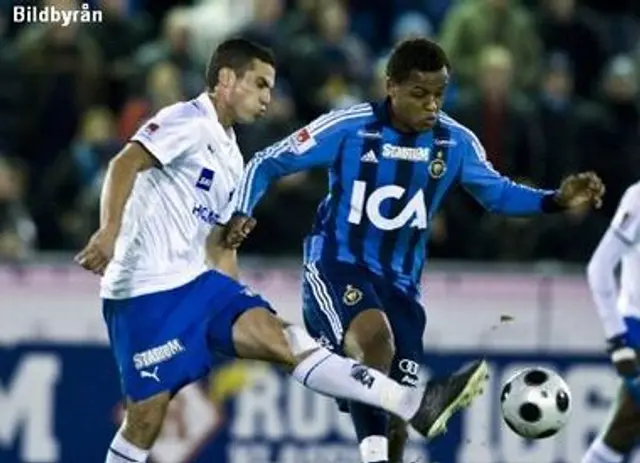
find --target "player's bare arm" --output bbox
[205,225,240,280]
[74,142,157,275]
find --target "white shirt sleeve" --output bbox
[610,188,640,244]
[587,184,640,339]
[130,108,197,166]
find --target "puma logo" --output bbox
[140,366,160,382]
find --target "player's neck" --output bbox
[209,93,235,129]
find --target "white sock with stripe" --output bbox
[106,431,149,463]
[581,437,624,463]
[291,348,421,421]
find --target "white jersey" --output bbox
[100,93,244,299]
[587,181,640,338]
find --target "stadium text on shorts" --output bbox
[13,3,103,27]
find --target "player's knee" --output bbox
[121,393,170,448]
[282,324,321,366]
[346,310,395,368]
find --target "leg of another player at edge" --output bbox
[105,393,171,463]
[231,307,423,429]
[343,309,401,463]
[581,385,640,463]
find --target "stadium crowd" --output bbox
[0,0,639,263]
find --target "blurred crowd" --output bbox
[0,0,639,264]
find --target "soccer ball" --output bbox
[499,367,571,439]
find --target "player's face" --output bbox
[388,67,449,132]
[230,59,276,124]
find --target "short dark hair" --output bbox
[386,38,450,83]
[205,38,275,89]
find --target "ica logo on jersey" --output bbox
[348,181,427,231]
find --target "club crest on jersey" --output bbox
[196,168,214,191]
[428,151,447,179]
[343,285,363,306]
[144,122,159,135]
[619,212,632,230]
[290,127,317,154]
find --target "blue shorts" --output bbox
[625,317,640,348]
[102,270,272,402]
[302,260,426,400]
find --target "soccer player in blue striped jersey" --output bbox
[226,39,605,463]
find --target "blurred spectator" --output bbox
[36,107,119,249]
[585,55,640,216]
[13,0,103,193]
[391,11,434,43]
[439,0,541,91]
[369,57,388,101]
[376,10,434,63]
[532,53,609,188]
[537,0,608,99]
[237,0,286,54]
[470,215,542,261]
[0,43,27,156]
[0,156,36,261]
[90,0,153,111]
[468,179,543,261]
[187,0,255,65]
[535,203,608,263]
[118,61,186,141]
[277,0,319,42]
[134,6,203,100]
[286,0,370,117]
[450,45,538,178]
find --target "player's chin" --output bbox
[240,111,265,124]
[413,119,436,131]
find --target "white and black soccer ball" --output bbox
[500,367,571,439]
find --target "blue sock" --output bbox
[349,401,389,463]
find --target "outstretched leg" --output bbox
[231,306,488,438]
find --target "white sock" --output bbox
[106,431,149,463]
[582,437,624,463]
[360,435,388,463]
[292,348,420,421]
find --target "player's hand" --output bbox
[223,214,257,249]
[74,225,118,275]
[555,171,605,209]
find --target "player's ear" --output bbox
[386,77,397,99]
[218,68,236,88]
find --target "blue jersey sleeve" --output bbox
[235,105,372,216]
[460,133,556,215]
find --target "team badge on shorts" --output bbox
[343,285,363,306]
[428,151,447,179]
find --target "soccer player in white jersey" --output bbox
[75,39,487,463]
[583,181,640,463]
